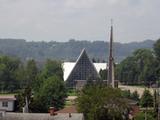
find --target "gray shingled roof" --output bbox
[2,113,84,120]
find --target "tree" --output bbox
[154,38,160,60]
[15,60,38,112]
[117,49,156,85]
[121,90,131,99]
[15,64,27,89]
[16,59,38,89]
[25,59,38,88]
[0,56,20,92]
[121,90,140,102]
[41,59,63,80]
[140,89,153,107]
[140,89,154,120]
[99,69,107,80]
[16,86,32,112]
[35,59,64,91]
[31,75,66,112]
[133,49,156,85]
[117,56,139,84]
[77,84,129,120]
[28,59,66,113]
[130,91,140,102]
[153,39,160,82]
[134,112,154,120]
[15,59,65,112]
[153,89,158,119]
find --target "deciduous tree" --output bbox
[77,84,129,120]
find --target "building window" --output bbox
[2,101,8,107]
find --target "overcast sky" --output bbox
[0,0,159,43]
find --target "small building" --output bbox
[0,95,16,112]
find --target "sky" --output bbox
[0,0,160,43]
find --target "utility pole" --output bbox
[108,19,115,88]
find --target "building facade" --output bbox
[0,95,16,112]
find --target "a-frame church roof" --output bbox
[66,49,100,88]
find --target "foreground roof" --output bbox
[3,113,84,120]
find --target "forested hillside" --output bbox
[0,39,155,62]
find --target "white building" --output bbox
[0,95,16,112]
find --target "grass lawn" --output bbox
[65,100,73,107]
[67,89,77,96]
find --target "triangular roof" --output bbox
[66,49,100,88]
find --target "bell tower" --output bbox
[108,20,115,88]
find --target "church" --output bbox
[65,48,104,89]
[65,22,117,89]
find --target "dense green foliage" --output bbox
[41,59,63,80]
[77,84,129,120]
[117,39,160,85]
[0,56,66,112]
[31,76,66,112]
[99,69,107,80]
[134,112,155,120]
[0,39,154,62]
[131,91,140,101]
[153,39,160,82]
[0,56,20,92]
[117,47,159,85]
[67,89,77,96]
[154,39,160,60]
[29,59,66,113]
[121,90,140,102]
[140,89,153,108]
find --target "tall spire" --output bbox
[108,19,115,88]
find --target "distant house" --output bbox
[0,95,16,112]
[65,49,104,89]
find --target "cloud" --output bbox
[0,0,159,42]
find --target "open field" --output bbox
[119,85,155,97]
